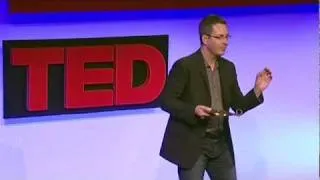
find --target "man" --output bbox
[159,15,272,180]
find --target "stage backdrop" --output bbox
[0,1,318,180]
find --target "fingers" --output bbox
[264,67,271,74]
[263,67,272,79]
[199,112,210,119]
[257,67,272,80]
[202,106,212,113]
[199,107,211,117]
[195,105,212,119]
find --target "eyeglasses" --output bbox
[206,34,231,40]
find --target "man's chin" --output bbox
[218,51,226,56]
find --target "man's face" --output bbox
[202,23,230,57]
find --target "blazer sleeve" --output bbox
[229,64,264,113]
[160,60,197,125]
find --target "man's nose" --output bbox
[223,39,228,46]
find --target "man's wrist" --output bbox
[254,86,262,98]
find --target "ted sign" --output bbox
[3,35,168,119]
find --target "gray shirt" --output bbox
[202,60,228,158]
[205,62,224,133]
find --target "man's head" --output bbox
[199,15,230,57]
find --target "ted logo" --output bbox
[3,35,168,119]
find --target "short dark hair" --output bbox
[199,15,227,44]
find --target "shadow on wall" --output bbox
[0,143,26,180]
[3,108,161,125]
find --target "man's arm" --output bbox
[160,60,198,125]
[229,64,264,113]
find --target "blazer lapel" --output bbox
[194,51,210,96]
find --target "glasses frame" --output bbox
[206,34,231,40]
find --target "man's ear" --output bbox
[202,34,208,45]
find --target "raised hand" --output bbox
[255,67,273,94]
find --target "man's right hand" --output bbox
[195,105,212,119]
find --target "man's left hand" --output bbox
[254,67,273,96]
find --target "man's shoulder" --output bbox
[219,56,236,68]
[173,51,237,69]
[175,50,201,66]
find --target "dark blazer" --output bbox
[159,49,263,169]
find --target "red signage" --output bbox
[3,36,168,118]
